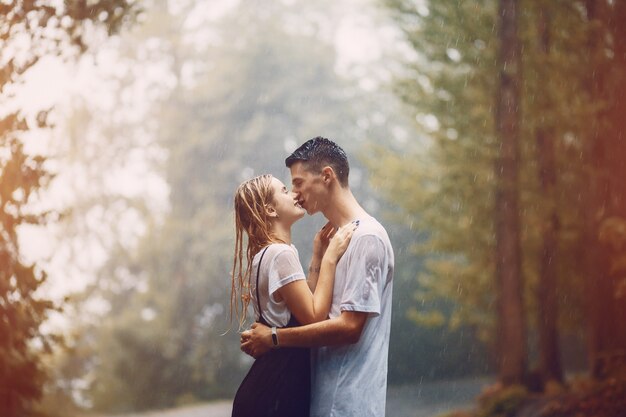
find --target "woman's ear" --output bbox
[265,204,278,218]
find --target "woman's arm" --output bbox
[275,222,356,325]
[305,223,332,292]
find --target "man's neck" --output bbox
[323,188,368,227]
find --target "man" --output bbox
[240,137,394,417]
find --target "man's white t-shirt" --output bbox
[310,216,394,417]
[250,243,306,327]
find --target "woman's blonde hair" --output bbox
[231,174,284,328]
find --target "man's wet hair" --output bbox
[285,137,350,187]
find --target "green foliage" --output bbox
[374,0,597,352]
[370,0,501,340]
[386,219,492,382]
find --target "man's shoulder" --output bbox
[352,217,391,246]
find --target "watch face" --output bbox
[271,327,278,346]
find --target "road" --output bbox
[99,401,232,417]
[98,377,489,417]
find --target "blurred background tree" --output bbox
[375,0,626,390]
[56,1,492,413]
[0,1,137,416]
[8,0,626,415]
[57,0,400,412]
[85,3,361,410]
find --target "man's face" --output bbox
[289,161,326,215]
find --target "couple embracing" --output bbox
[230,137,394,417]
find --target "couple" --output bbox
[231,137,394,417]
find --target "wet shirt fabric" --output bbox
[250,243,306,327]
[310,216,395,417]
[232,243,310,417]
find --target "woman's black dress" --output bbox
[231,248,311,417]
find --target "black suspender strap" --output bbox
[255,246,270,325]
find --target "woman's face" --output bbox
[269,177,305,224]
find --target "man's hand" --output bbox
[240,322,273,359]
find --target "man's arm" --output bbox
[240,311,368,358]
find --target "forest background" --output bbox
[2,0,625,416]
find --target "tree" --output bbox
[0,124,54,417]
[494,0,526,385]
[380,0,507,359]
[377,0,611,389]
[0,2,137,416]
[581,0,626,379]
[533,3,563,384]
[81,1,372,411]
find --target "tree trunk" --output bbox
[601,0,626,373]
[535,6,563,385]
[607,0,626,356]
[495,0,527,386]
[582,0,626,379]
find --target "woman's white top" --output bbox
[250,243,306,327]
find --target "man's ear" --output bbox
[321,166,336,184]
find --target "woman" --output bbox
[230,174,356,417]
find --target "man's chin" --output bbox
[302,203,319,216]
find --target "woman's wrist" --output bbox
[321,255,337,267]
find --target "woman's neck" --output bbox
[271,221,292,245]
